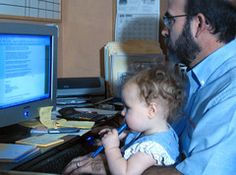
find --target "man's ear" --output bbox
[147,102,158,119]
[193,13,210,38]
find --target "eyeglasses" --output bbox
[163,14,187,29]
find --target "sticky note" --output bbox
[39,106,56,128]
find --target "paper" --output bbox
[115,0,160,41]
[19,119,44,128]
[39,106,95,129]
[56,120,95,129]
[104,41,164,97]
[115,14,159,41]
[117,0,160,14]
[39,106,56,128]
[16,134,65,148]
[0,143,39,162]
[105,40,162,55]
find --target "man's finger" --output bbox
[63,161,78,175]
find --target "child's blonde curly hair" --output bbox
[123,63,186,122]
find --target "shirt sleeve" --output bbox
[124,141,176,166]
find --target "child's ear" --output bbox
[147,102,158,119]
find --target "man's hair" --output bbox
[123,63,186,122]
[185,0,236,43]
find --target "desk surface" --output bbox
[0,114,123,174]
[0,170,59,175]
[0,127,83,171]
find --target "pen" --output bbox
[30,127,80,134]
[91,123,128,158]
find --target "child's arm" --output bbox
[102,129,156,175]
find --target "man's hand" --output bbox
[63,154,107,175]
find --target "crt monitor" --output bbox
[0,20,58,127]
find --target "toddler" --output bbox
[101,63,185,175]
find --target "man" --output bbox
[144,0,236,174]
[64,0,236,174]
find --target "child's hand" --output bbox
[99,127,128,141]
[101,128,120,150]
[98,128,112,136]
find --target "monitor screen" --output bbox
[0,21,58,127]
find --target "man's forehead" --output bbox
[167,0,186,15]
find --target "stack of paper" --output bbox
[104,40,164,97]
[0,143,39,163]
[16,134,65,148]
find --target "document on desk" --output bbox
[56,120,95,129]
[0,143,40,162]
[16,134,65,148]
[16,130,91,148]
[38,106,95,129]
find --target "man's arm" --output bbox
[142,166,182,175]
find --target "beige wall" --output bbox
[58,0,167,78]
[58,0,114,78]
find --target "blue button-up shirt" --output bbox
[175,39,236,175]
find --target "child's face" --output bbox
[121,82,150,132]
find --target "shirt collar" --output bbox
[189,38,236,88]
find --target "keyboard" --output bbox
[57,107,107,122]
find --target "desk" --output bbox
[0,114,123,174]
[0,170,59,175]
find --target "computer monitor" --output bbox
[0,20,58,127]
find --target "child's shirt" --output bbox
[123,126,179,166]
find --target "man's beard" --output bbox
[166,20,201,67]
